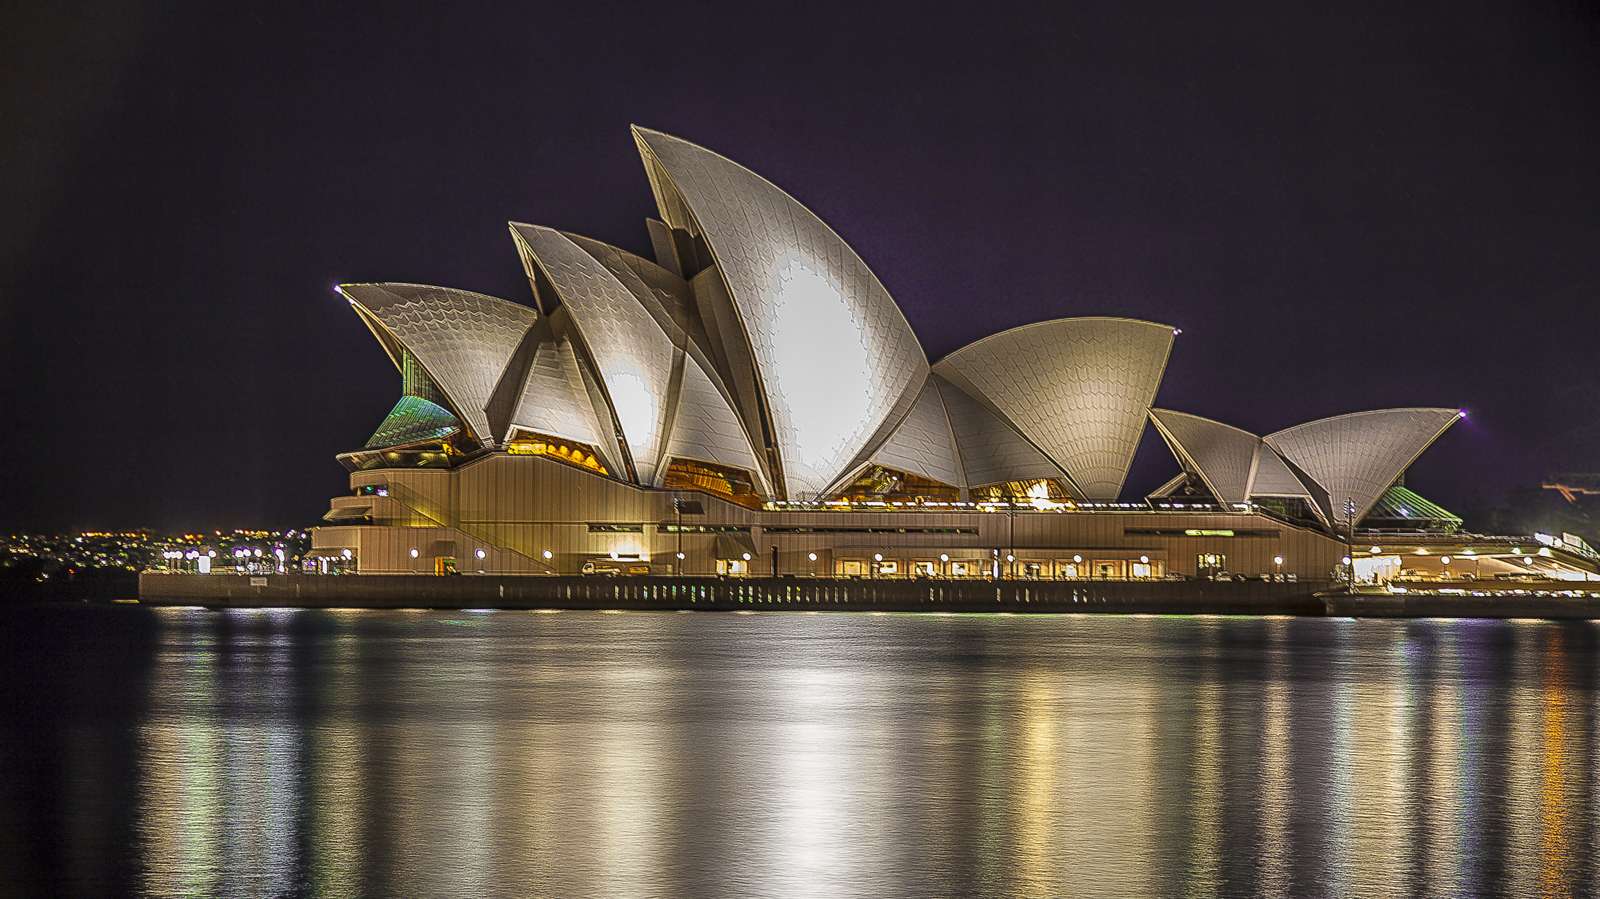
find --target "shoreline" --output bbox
[135,573,1600,620]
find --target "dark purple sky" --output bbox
[3,1,1596,532]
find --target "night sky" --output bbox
[3,1,1596,532]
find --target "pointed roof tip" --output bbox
[507,221,557,238]
[1148,407,1261,437]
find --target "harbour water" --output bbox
[2,601,1596,897]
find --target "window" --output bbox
[1095,560,1125,579]
[835,465,960,503]
[664,458,761,509]
[505,430,609,475]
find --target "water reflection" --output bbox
[3,605,1600,896]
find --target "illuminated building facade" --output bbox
[309,128,1597,585]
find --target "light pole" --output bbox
[1007,504,1016,579]
[1344,497,1357,588]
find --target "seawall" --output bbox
[139,573,1329,615]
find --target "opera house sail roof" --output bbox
[333,125,1464,533]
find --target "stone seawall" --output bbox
[139,573,1330,615]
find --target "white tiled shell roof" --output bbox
[340,283,536,444]
[1249,446,1313,498]
[934,376,1064,489]
[934,318,1174,500]
[507,334,608,455]
[867,377,965,490]
[661,352,763,479]
[1265,408,1462,524]
[510,225,677,484]
[632,127,929,500]
[1148,409,1258,505]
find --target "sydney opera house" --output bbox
[308,127,1597,585]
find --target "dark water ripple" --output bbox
[1,603,1597,898]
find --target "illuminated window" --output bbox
[970,479,1074,504]
[663,458,761,509]
[836,465,959,504]
[505,430,608,475]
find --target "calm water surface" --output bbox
[2,602,1597,898]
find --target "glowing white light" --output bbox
[606,369,658,457]
[1369,546,1381,554]
[1139,555,1150,564]
[807,552,817,562]
[409,548,419,558]
[741,552,752,561]
[1006,554,1015,562]
[873,553,883,562]
[207,550,216,558]
[542,549,553,559]
[609,550,619,560]
[1441,556,1451,565]
[1342,556,1352,566]
[1073,554,1083,564]
[676,551,685,560]
[767,257,870,483]
[341,549,352,559]
[939,553,949,563]
[1273,556,1284,565]
[475,549,486,559]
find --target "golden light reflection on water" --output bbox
[1257,621,1291,899]
[1537,627,1574,899]
[299,628,366,896]
[50,606,1596,897]
[138,612,222,898]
